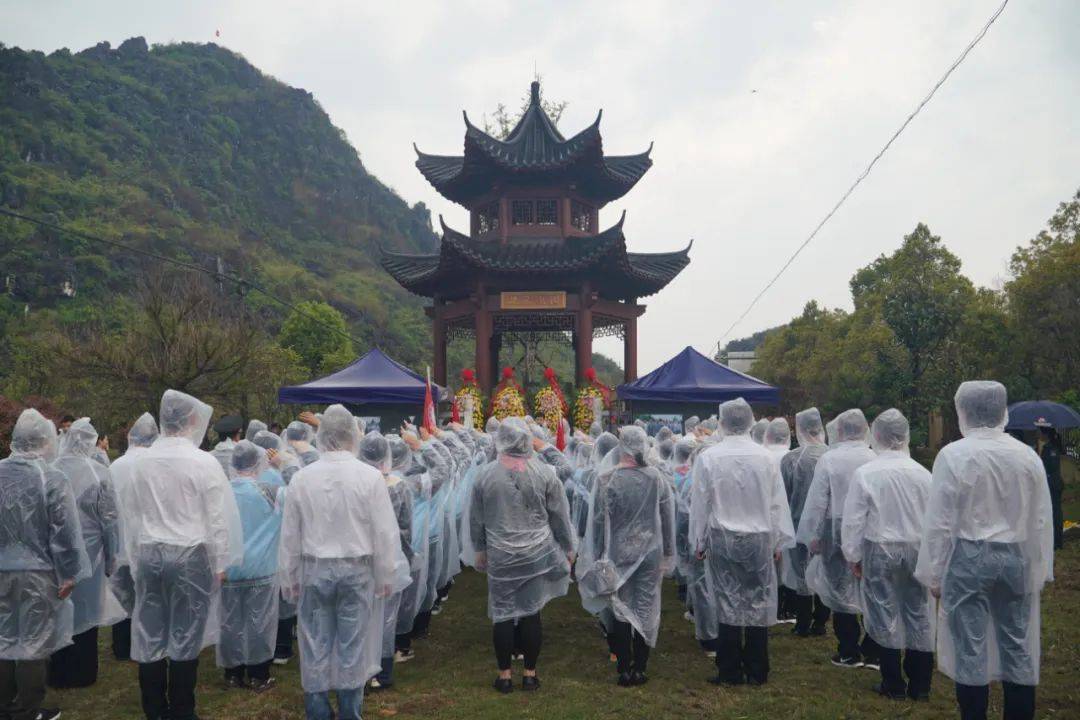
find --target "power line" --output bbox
[0,207,364,347]
[715,0,1010,354]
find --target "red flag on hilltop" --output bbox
[423,367,437,433]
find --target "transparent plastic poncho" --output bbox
[0,409,91,659]
[779,408,829,595]
[689,400,794,629]
[217,440,284,669]
[54,418,125,634]
[915,382,1053,685]
[841,409,934,651]
[578,426,676,647]
[763,418,791,458]
[394,435,432,634]
[108,412,159,617]
[277,405,404,692]
[124,390,244,663]
[572,433,618,542]
[797,409,875,613]
[459,419,574,623]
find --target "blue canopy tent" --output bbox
[278,348,444,430]
[617,346,780,426]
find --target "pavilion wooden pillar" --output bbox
[432,311,447,387]
[575,286,593,384]
[623,316,638,382]
[474,287,493,394]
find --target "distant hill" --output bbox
[0,37,622,387]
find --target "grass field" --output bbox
[50,483,1080,720]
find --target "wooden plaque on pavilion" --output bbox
[380,80,691,392]
[500,291,566,310]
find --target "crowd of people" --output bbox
[0,379,1061,720]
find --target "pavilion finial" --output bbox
[530,80,541,104]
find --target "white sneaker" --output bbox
[370,678,384,689]
[394,649,415,664]
[683,611,693,622]
[272,656,290,666]
[705,650,717,659]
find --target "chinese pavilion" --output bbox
[381,81,691,394]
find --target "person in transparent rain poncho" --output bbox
[252,430,301,487]
[460,418,574,694]
[574,432,619,544]
[278,405,402,720]
[385,434,428,667]
[780,408,831,638]
[422,430,461,615]
[285,421,320,467]
[218,441,283,693]
[123,390,244,720]
[397,427,452,650]
[760,417,793,624]
[579,426,675,688]
[0,410,89,720]
[245,419,268,442]
[841,409,934,701]
[672,436,718,653]
[915,382,1053,720]
[750,418,769,445]
[684,416,700,437]
[108,412,159,662]
[690,399,794,686]
[47,418,123,689]
[763,418,791,459]
[797,408,879,669]
[357,432,414,692]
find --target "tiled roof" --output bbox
[380,213,689,300]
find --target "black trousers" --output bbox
[0,659,46,720]
[791,593,831,635]
[1050,490,1063,550]
[716,624,768,684]
[609,619,650,675]
[138,657,200,720]
[275,616,296,660]
[879,647,933,697]
[834,612,881,661]
[395,632,412,652]
[493,613,542,671]
[412,610,432,639]
[956,682,1035,720]
[224,660,271,683]
[436,580,453,602]
[47,626,98,688]
[112,618,132,661]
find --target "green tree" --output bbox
[278,300,355,376]
[1006,188,1080,397]
[850,223,974,425]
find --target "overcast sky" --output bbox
[5,1,1079,371]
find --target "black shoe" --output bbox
[791,627,810,637]
[745,676,766,686]
[521,675,540,691]
[831,654,864,668]
[630,670,648,686]
[617,672,634,687]
[708,674,743,686]
[225,675,247,689]
[862,656,881,671]
[493,677,513,694]
[809,624,827,636]
[36,710,62,720]
[874,683,907,701]
[909,689,930,702]
[250,676,276,694]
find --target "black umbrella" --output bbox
[1005,400,1080,430]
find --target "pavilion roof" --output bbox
[380,213,690,301]
[414,81,652,206]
